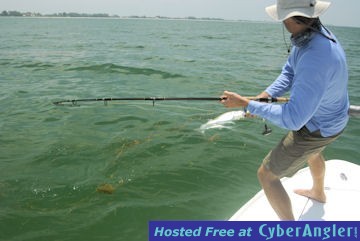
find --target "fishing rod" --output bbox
[53,96,289,106]
[53,96,359,136]
[53,96,360,117]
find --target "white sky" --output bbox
[1,0,359,27]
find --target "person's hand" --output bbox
[220,91,250,108]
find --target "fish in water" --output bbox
[349,105,360,117]
[199,110,246,132]
[96,183,115,194]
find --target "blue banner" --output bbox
[149,221,359,241]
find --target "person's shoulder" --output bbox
[311,33,332,50]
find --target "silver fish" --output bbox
[199,110,246,132]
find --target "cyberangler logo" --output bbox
[258,223,358,240]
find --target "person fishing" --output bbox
[221,0,349,220]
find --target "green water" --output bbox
[0,17,359,241]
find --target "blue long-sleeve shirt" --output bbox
[247,28,349,137]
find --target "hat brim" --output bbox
[265,1,331,21]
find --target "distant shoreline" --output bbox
[0,10,278,26]
[0,10,227,21]
[1,10,356,28]
[0,15,276,26]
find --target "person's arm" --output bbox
[253,58,294,100]
[265,59,294,98]
[247,50,331,131]
[221,57,294,109]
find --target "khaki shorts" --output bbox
[263,127,342,178]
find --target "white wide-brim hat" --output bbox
[266,0,331,21]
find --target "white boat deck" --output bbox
[229,160,360,221]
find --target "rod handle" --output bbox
[246,96,289,103]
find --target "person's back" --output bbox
[280,26,349,137]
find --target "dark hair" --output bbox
[292,16,321,30]
[292,16,336,43]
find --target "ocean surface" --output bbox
[0,17,359,241]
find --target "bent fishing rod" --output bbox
[53,96,289,106]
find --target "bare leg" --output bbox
[257,164,295,220]
[294,153,327,203]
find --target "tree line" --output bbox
[0,10,115,18]
[0,10,224,21]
